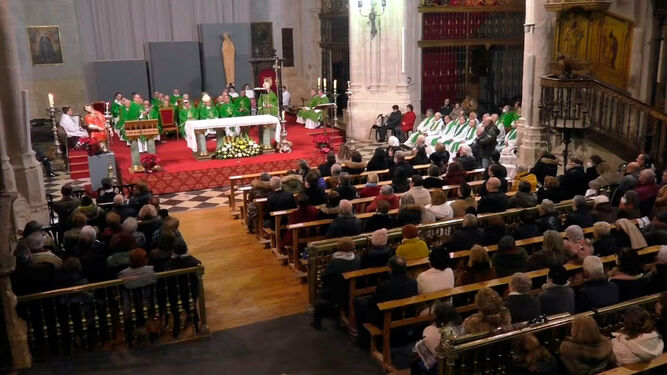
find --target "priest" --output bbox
[178,99,198,137]
[83,104,108,149]
[234,90,251,116]
[170,89,182,106]
[110,92,123,125]
[446,112,479,154]
[257,80,278,147]
[218,94,240,137]
[297,88,329,129]
[405,108,435,148]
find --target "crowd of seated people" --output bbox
[291,145,667,373]
[12,179,202,339]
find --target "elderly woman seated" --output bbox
[462,287,511,334]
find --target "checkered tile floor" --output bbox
[43,139,382,212]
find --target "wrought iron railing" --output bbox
[438,293,662,375]
[539,75,667,169]
[15,266,209,358]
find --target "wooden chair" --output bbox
[159,108,178,140]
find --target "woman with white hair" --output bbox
[563,225,593,264]
[454,144,478,171]
[122,217,146,248]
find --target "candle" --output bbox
[317,77,321,89]
[281,110,285,120]
[334,80,337,90]
[323,78,327,90]
[105,101,109,111]
[48,93,54,108]
[347,80,351,89]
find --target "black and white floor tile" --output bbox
[42,139,382,212]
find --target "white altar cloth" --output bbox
[184,115,281,151]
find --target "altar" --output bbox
[184,115,281,157]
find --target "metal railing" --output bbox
[438,293,662,375]
[16,266,209,358]
[540,75,667,169]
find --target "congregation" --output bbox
[238,96,667,373]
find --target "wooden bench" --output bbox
[599,353,667,374]
[366,245,662,371]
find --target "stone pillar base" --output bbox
[517,124,548,168]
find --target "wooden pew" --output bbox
[229,170,290,217]
[365,245,662,372]
[599,353,667,374]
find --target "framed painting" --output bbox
[27,25,64,65]
[592,14,632,88]
[251,22,274,58]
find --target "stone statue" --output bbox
[222,32,236,87]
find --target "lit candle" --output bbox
[105,101,109,112]
[317,77,321,89]
[281,110,285,120]
[333,80,337,90]
[323,78,327,90]
[347,80,351,89]
[48,93,54,108]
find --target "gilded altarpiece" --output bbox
[554,10,632,89]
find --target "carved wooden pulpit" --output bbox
[124,119,159,173]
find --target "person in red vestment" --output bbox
[83,105,108,145]
[401,104,416,139]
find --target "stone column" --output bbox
[516,0,554,168]
[347,0,421,140]
[0,0,48,228]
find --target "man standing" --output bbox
[282,85,291,110]
[178,99,198,137]
[440,98,453,116]
[234,90,251,116]
[476,118,500,169]
[218,94,240,137]
[258,81,279,147]
[170,89,182,106]
[111,92,123,124]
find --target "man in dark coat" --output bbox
[559,156,588,200]
[575,256,619,313]
[384,105,403,142]
[477,178,508,214]
[318,152,337,177]
[264,176,296,228]
[325,200,362,238]
[476,118,500,169]
[445,214,485,251]
[565,195,594,228]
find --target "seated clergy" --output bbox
[404,108,434,148]
[60,106,88,143]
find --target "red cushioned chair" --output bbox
[159,108,178,140]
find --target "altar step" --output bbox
[68,150,90,179]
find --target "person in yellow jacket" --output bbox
[395,224,430,260]
[512,165,538,192]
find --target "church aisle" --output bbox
[172,206,308,332]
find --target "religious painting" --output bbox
[554,12,592,62]
[27,25,64,65]
[592,14,632,88]
[251,22,274,58]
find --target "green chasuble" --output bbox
[118,102,142,140]
[198,106,219,120]
[170,95,182,106]
[218,102,239,118]
[258,91,278,117]
[151,97,161,108]
[178,107,198,136]
[234,96,251,116]
[498,111,520,131]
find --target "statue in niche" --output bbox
[602,30,619,69]
[222,32,236,87]
[562,20,584,58]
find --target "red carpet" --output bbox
[112,118,336,194]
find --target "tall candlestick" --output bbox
[105,101,110,112]
[333,80,337,90]
[317,77,321,89]
[323,78,327,90]
[48,93,54,108]
[281,110,285,120]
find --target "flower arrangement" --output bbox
[213,133,262,160]
[74,137,101,156]
[313,134,335,154]
[140,153,161,172]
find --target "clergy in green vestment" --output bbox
[150,91,162,108]
[296,89,329,129]
[234,90,251,116]
[498,105,520,131]
[111,92,124,125]
[178,99,198,137]
[258,84,279,117]
[170,89,182,105]
[198,95,219,119]
[117,97,142,141]
[218,94,240,137]
[140,100,159,121]
[405,108,435,147]
[257,81,278,147]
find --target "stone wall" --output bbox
[12,0,86,120]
